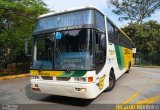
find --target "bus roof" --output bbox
[38,6,132,41]
[38,5,100,19]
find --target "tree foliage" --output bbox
[122,20,160,55]
[0,0,49,69]
[110,0,160,24]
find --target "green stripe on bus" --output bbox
[59,71,87,77]
[71,71,87,77]
[115,45,125,70]
[59,71,75,77]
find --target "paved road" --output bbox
[0,67,160,110]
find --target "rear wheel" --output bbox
[104,70,116,92]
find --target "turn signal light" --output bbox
[88,77,93,82]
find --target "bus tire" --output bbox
[104,70,116,92]
[126,62,131,73]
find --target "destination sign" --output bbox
[56,25,82,31]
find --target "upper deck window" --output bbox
[35,10,94,32]
[95,11,105,31]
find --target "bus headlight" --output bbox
[74,77,86,82]
[30,75,39,79]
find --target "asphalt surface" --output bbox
[0,67,160,110]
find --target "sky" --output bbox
[42,0,160,28]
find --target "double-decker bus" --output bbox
[30,6,133,99]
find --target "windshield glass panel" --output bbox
[37,38,52,61]
[32,34,54,70]
[55,29,93,70]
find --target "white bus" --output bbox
[30,6,133,99]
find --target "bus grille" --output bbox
[56,77,71,81]
[41,76,53,80]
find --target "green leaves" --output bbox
[0,0,49,68]
[110,0,160,54]
[122,21,160,54]
[110,0,160,24]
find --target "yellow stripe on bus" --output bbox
[122,47,132,69]
[30,70,39,76]
[30,70,64,77]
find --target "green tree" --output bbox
[122,20,160,54]
[110,0,160,24]
[0,0,49,70]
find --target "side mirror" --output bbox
[25,39,32,57]
[100,34,106,50]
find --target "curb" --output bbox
[134,65,160,68]
[0,74,30,80]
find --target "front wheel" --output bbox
[104,70,116,92]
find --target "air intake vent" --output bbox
[56,77,71,81]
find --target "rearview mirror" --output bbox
[25,39,32,57]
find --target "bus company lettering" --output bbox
[124,49,130,54]
[39,71,50,76]
[57,25,82,31]
[63,59,81,63]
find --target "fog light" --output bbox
[75,88,86,92]
[31,84,39,88]
[31,84,41,92]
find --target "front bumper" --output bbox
[31,80,99,99]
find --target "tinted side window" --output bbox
[95,11,105,31]
[115,29,121,44]
[106,19,132,49]
[107,21,115,41]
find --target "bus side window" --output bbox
[107,20,115,42]
[115,29,119,43]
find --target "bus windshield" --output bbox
[32,29,94,70]
[55,29,93,70]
